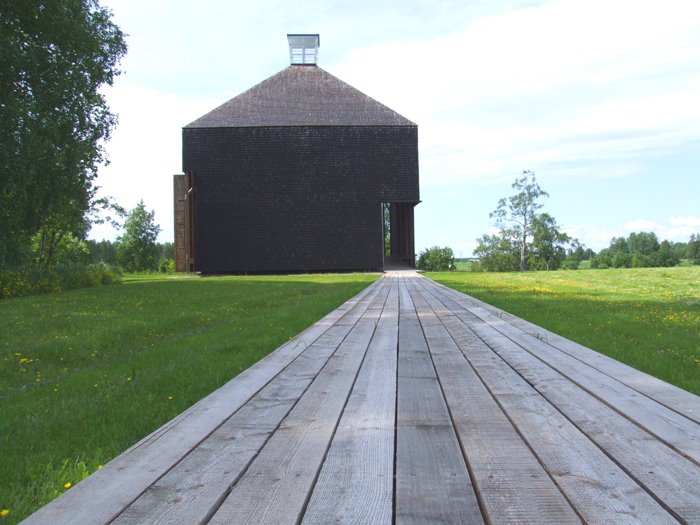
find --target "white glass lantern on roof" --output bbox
[287,34,320,65]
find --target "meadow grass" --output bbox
[428,266,700,395]
[0,273,377,523]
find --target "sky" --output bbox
[93,0,700,257]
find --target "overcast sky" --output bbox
[94,0,700,257]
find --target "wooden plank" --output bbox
[420,274,700,522]
[302,278,399,524]
[422,279,700,463]
[21,277,384,525]
[466,305,700,463]
[395,278,483,525]
[413,279,679,524]
[207,284,389,524]
[430,278,700,424]
[468,319,700,523]
[405,280,581,524]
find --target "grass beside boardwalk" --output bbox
[428,266,700,395]
[0,273,377,524]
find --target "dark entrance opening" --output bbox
[382,202,416,269]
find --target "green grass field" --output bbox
[428,266,700,395]
[0,273,377,523]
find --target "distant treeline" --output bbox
[590,232,699,269]
[88,239,174,271]
[464,231,698,272]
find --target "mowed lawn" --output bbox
[0,273,377,524]
[428,266,700,396]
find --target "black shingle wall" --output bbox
[182,125,418,274]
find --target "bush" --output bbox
[158,258,175,274]
[0,264,121,299]
[561,258,580,270]
[417,246,455,271]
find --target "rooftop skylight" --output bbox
[287,34,320,65]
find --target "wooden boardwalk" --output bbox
[23,273,700,524]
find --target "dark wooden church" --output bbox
[174,35,419,273]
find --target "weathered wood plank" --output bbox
[421,273,700,522]
[207,284,389,524]
[461,304,700,463]
[424,279,700,463]
[405,280,581,524]
[414,279,679,524]
[473,321,700,523]
[430,279,700,424]
[302,279,399,524]
[21,278,384,525]
[395,278,483,525]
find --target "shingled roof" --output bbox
[185,65,414,128]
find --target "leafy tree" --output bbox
[417,246,455,271]
[490,170,549,272]
[561,242,593,270]
[159,242,175,261]
[31,231,91,267]
[475,171,582,272]
[116,201,161,272]
[0,1,127,268]
[88,239,118,265]
[592,231,682,269]
[671,242,687,263]
[528,213,571,270]
[656,240,679,267]
[688,234,700,265]
[473,233,519,272]
[628,231,659,257]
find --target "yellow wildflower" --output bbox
[168,395,173,400]
[63,482,72,489]
[1,509,9,517]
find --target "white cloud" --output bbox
[623,217,700,241]
[623,219,663,232]
[669,216,700,228]
[567,216,700,252]
[333,0,700,186]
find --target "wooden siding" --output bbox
[173,174,187,272]
[182,125,419,274]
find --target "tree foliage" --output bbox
[475,171,581,272]
[591,231,680,269]
[473,233,518,272]
[417,246,455,271]
[528,213,572,270]
[116,201,161,272]
[490,170,549,272]
[0,0,127,268]
[688,233,700,265]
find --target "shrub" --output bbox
[417,246,455,271]
[560,258,580,270]
[0,264,121,299]
[158,258,175,274]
